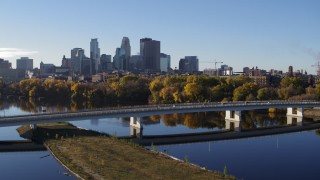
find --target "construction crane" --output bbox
[201,61,224,69]
[311,61,320,76]
[201,61,223,76]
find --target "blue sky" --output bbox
[1,0,319,74]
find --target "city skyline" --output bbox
[1,0,319,73]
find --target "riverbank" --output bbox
[46,136,233,179]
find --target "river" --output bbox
[0,100,320,180]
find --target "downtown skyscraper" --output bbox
[140,38,160,72]
[120,37,131,71]
[90,38,100,73]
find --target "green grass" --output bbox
[17,122,234,179]
[47,136,233,180]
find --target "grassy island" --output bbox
[17,123,233,179]
[47,136,233,180]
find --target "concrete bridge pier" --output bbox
[225,110,241,131]
[287,107,303,117]
[130,117,143,137]
[225,119,241,131]
[287,116,303,126]
[287,107,303,126]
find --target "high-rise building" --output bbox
[16,57,33,71]
[140,38,160,72]
[179,56,199,73]
[100,54,113,72]
[90,38,100,74]
[0,59,24,82]
[129,55,143,71]
[40,61,55,77]
[160,53,171,72]
[113,48,126,71]
[81,57,93,76]
[121,37,131,60]
[71,48,85,74]
[120,37,131,71]
[0,58,12,69]
[288,66,293,77]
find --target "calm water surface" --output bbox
[149,130,320,180]
[0,151,75,180]
[1,102,320,180]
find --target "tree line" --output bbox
[1,76,150,104]
[1,75,320,104]
[149,75,320,103]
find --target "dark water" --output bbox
[149,130,320,180]
[69,113,224,137]
[0,151,75,180]
[1,102,320,180]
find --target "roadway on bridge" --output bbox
[1,100,320,127]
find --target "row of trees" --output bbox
[2,75,320,104]
[149,75,320,103]
[4,76,150,104]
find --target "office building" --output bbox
[40,62,55,77]
[160,53,171,72]
[0,58,11,69]
[81,57,93,76]
[16,57,33,71]
[90,38,100,74]
[179,56,199,73]
[129,55,143,71]
[140,38,160,72]
[100,54,113,72]
[113,48,126,71]
[288,66,293,77]
[0,59,24,82]
[121,37,131,62]
[71,48,85,74]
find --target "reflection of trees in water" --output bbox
[160,112,225,129]
[149,115,160,122]
[2,98,149,113]
[161,114,183,126]
[3,98,69,113]
[18,98,38,113]
[241,110,287,130]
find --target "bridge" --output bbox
[0,100,319,125]
[0,100,319,150]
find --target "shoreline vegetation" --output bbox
[1,75,320,106]
[17,123,234,180]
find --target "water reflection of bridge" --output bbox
[1,100,320,148]
[129,106,310,137]
[129,123,320,146]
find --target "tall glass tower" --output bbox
[121,37,131,70]
[90,38,100,73]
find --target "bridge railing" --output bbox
[1,100,320,119]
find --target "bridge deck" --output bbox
[1,101,320,126]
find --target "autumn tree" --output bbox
[257,87,278,100]
[233,82,259,101]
